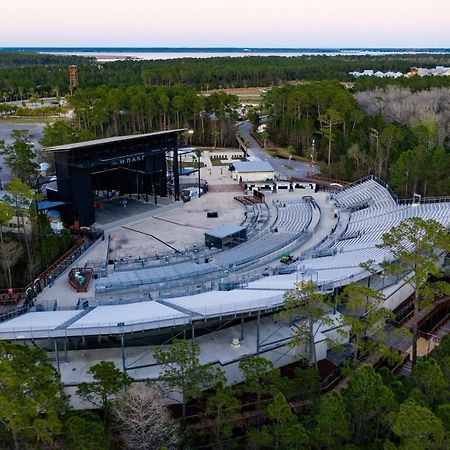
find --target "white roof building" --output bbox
[231,160,275,182]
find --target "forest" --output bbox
[260,81,450,197]
[42,85,240,148]
[0,51,94,67]
[0,51,450,449]
[0,52,449,100]
[0,131,75,289]
[1,324,449,449]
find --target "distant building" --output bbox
[409,66,450,77]
[230,160,275,182]
[349,69,402,78]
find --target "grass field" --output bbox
[266,146,309,162]
[0,116,57,124]
[201,87,267,104]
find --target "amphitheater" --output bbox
[1,176,449,387]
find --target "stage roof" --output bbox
[205,224,246,239]
[45,129,187,153]
[232,161,274,173]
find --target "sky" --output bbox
[1,0,449,48]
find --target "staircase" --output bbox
[54,307,95,330]
[435,317,450,342]
[397,359,413,377]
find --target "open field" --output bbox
[0,116,56,124]
[201,87,267,104]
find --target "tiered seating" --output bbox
[298,186,450,288]
[263,180,450,292]
[215,197,313,269]
[340,202,450,246]
[273,198,313,232]
[96,262,219,293]
[332,178,396,210]
[240,202,270,238]
[215,230,298,268]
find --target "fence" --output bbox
[0,230,103,306]
[0,294,285,340]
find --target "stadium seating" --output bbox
[215,198,313,269]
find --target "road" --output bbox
[238,121,319,179]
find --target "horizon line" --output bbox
[1,46,450,50]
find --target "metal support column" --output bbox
[198,151,202,198]
[173,145,180,201]
[54,339,61,375]
[121,333,126,373]
[256,310,261,355]
[240,317,245,341]
[64,336,68,363]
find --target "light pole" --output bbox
[187,129,201,198]
[117,322,126,372]
[308,139,316,176]
[197,148,202,198]
[370,128,379,177]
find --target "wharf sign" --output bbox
[103,153,145,167]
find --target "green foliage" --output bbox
[0,177,74,288]
[378,217,450,365]
[391,400,447,450]
[64,84,239,148]
[283,280,334,367]
[0,341,65,449]
[0,130,38,185]
[264,81,359,160]
[154,338,217,422]
[353,74,450,92]
[408,358,448,407]
[285,367,321,403]
[239,356,276,398]
[34,215,74,269]
[432,334,450,359]
[312,390,352,450]
[339,282,393,366]
[203,375,241,446]
[1,51,449,100]
[0,200,15,288]
[435,404,450,432]
[41,120,95,148]
[249,392,309,450]
[63,411,108,450]
[343,365,396,445]
[76,361,132,425]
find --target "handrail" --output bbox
[398,196,450,205]
[0,237,87,301]
[429,311,450,335]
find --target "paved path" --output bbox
[238,121,319,179]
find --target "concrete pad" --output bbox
[0,310,80,333]
[68,301,188,329]
[166,289,285,317]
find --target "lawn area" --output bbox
[266,146,309,162]
[0,116,57,124]
[180,161,206,169]
[210,158,237,166]
[200,87,266,104]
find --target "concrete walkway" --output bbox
[54,315,298,409]
[238,121,318,179]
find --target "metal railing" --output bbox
[0,295,285,340]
